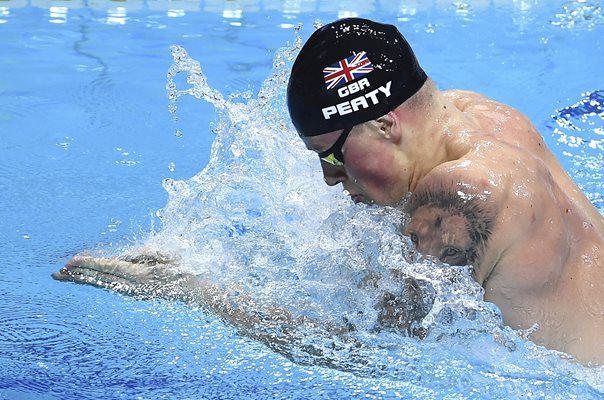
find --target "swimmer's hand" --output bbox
[51,253,191,300]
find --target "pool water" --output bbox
[1,1,603,399]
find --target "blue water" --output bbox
[1,1,604,399]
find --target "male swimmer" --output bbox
[287,18,604,364]
[54,18,603,365]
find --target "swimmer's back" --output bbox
[444,89,604,229]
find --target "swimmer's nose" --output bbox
[320,162,347,186]
[323,175,344,186]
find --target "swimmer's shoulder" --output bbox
[414,153,537,266]
[416,155,497,197]
[417,144,525,203]
[444,89,545,148]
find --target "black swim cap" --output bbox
[287,18,427,137]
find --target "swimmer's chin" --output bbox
[350,194,369,204]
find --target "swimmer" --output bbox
[54,18,603,366]
[287,18,604,364]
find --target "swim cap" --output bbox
[287,18,427,137]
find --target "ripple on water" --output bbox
[0,91,50,123]
[0,283,144,398]
[72,74,118,128]
[0,291,94,359]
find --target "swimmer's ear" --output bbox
[377,113,401,143]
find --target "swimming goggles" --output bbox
[317,126,353,166]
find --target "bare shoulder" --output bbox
[405,153,544,282]
[407,158,505,230]
[409,145,550,231]
[412,155,505,199]
[444,89,539,135]
[418,141,551,206]
[407,155,510,223]
[404,158,500,270]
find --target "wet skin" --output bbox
[399,140,604,365]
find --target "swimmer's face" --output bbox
[302,120,410,205]
[404,205,473,266]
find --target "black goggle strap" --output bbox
[317,126,353,166]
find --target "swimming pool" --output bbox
[1,1,603,399]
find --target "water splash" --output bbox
[127,37,604,395]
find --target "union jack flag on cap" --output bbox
[323,51,374,90]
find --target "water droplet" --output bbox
[230,144,242,157]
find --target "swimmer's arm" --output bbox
[53,255,346,348]
[52,254,436,365]
[179,271,432,346]
[53,254,434,345]
[179,275,321,332]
